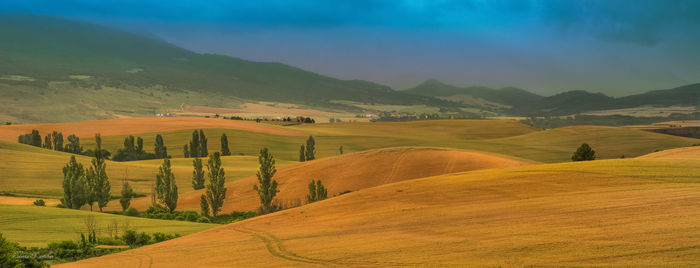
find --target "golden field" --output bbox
[1,117,699,266]
[60,157,700,267]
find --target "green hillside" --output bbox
[0,14,453,123]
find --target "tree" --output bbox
[220,133,231,156]
[200,194,210,218]
[156,158,178,212]
[299,145,306,162]
[43,134,52,149]
[572,143,596,161]
[0,233,20,268]
[306,180,328,203]
[306,180,316,203]
[120,178,134,211]
[189,130,200,157]
[199,129,208,157]
[183,144,190,158]
[192,158,205,190]
[254,148,278,213]
[154,134,168,159]
[66,134,83,154]
[30,129,41,147]
[206,152,227,216]
[62,156,88,209]
[113,135,157,161]
[52,131,64,151]
[339,145,343,155]
[304,136,316,161]
[86,134,111,211]
[136,137,144,153]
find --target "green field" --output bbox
[0,204,216,247]
[0,140,296,197]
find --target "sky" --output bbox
[1,0,700,96]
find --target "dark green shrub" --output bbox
[196,217,210,223]
[182,211,200,222]
[33,199,46,206]
[47,240,81,259]
[137,232,151,246]
[122,230,151,247]
[152,232,179,243]
[96,237,124,246]
[174,215,184,221]
[56,203,66,208]
[124,207,139,217]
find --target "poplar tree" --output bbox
[120,178,134,211]
[192,158,205,190]
[183,144,190,158]
[299,145,306,162]
[156,158,178,212]
[52,131,64,151]
[199,129,208,157]
[189,130,200,158]
[154,134,168,159]
[200,194,210,217]
[220,133,231,156]
[136,137,144,153]
[66,134,83,154]
[30,130,41,147]
[43,134,52,149]
[306,180,328,203]
[87,134,111,211]
[205,152,226,216]
[254,148,278,213]
[61,156,88,209]
[304,136,316,161]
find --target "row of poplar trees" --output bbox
[61,134,111,211]
[20,129,84,154]
[191,152,228,217]
[184,130,233,158]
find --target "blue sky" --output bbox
[2,0,700,96]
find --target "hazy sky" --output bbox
[2,0,700,96]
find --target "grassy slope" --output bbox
[62,158,700,267]
[0,204,216,247]
[0,140,295,198]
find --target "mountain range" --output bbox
[0,14,698,123]
[403,79,700,116]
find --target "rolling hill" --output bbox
[637,145,700,159]
[59,157,700,267]
[0,14,453,123]
[116,147,535,212]
[2,119,697,200]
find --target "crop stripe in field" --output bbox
[120,252,153,268]
[232,225,333,266]
[385,152,410,184]
[232,225,428,267]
